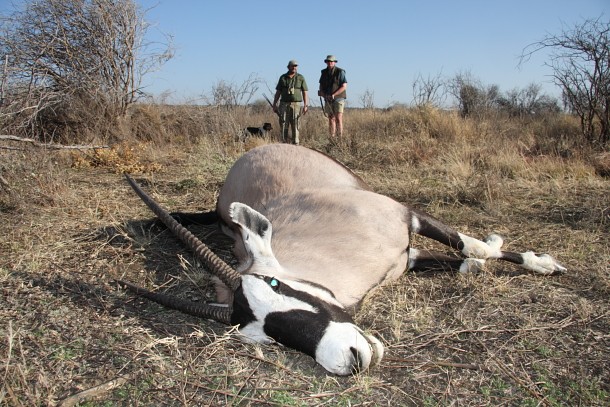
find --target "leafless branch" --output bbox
[0,0,174,142]
[0,134,109,149]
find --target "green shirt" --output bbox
[276,73,308,103]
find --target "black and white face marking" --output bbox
[230,274,383,375]
[228,202,383,375]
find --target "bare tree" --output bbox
[207,73,263,107]
[446,71,499,118]
[411,71,446,107]
[521,16,610,144]
[497,84,560,118]
[0,0,173,142]
[359,88,375,109]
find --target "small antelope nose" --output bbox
[350,347,364,374]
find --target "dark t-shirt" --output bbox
[319,67,347,99]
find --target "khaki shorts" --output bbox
[324,99,345,116]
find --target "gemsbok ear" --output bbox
[229,203,276,261]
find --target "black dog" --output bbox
[239,122,273,141]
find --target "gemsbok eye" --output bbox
[265,276,280,291]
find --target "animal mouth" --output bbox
[350,347,364,373]
[348,332,384,374]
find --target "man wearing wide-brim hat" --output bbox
[318,55,347,139]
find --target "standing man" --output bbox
[318,55,347,139]
[273,60,309,145]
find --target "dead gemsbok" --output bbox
[118,143,565,375]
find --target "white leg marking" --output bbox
[521,252,567,275]
[462,233,566,274]
[483,234,504,251]
[407,248,420,270]
[459,258,486,273]
[410,215,422,233]
[458,232,503,259]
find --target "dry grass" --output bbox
[1,106,608,406]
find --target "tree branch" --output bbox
[0,134,109,149]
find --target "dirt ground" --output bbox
[1,140,608,406]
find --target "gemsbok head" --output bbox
[118,144,565,375]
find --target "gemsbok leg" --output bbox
[407,208,566,275]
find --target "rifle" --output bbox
[265,93,286,141]
[320,95,336,118]
[263,93,279,116]
[319,96,327,118]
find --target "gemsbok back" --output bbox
[119,143,565,375]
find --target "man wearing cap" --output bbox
[272,60,309,145]
[318,55,347,139]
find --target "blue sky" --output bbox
[136,0,608,107]
[3,1,609,107]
